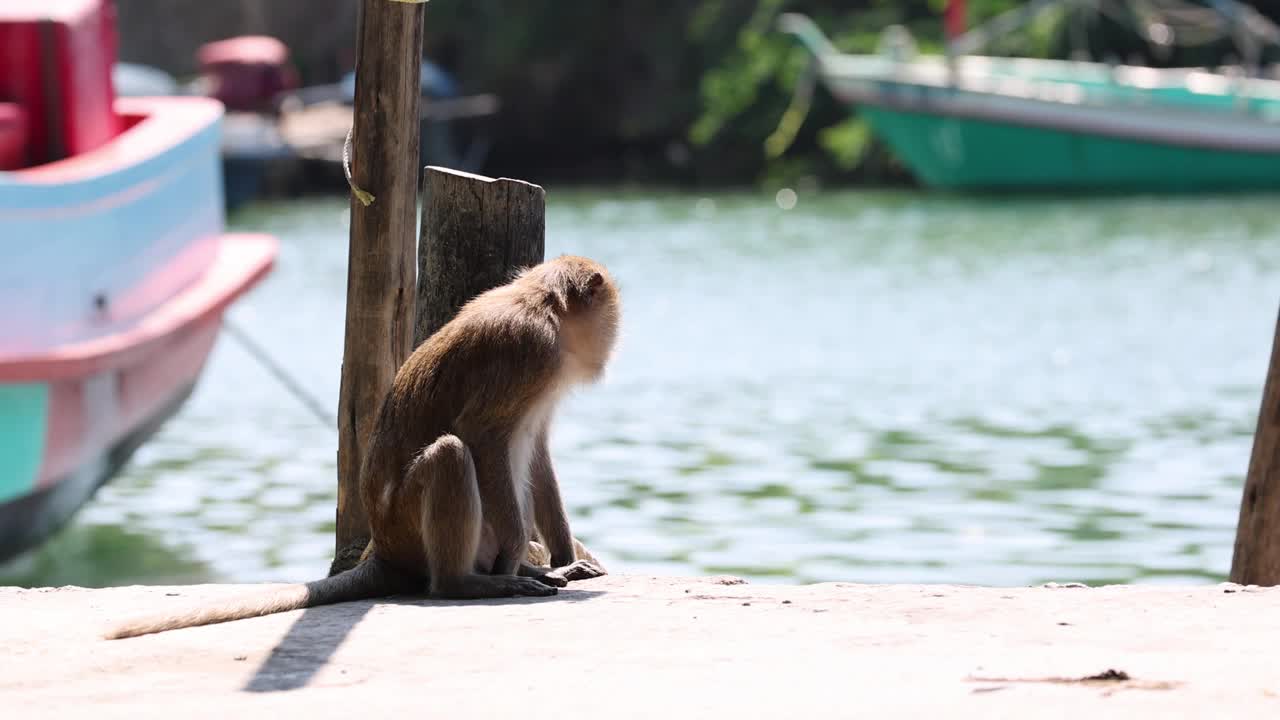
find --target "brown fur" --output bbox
[105,255,620,639]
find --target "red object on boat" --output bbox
[0,102,27,169]
[945,0,967,40]
[196,35,298,113]
[0,0,121,165]
[197,35,288,66]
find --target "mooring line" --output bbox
[224,318,337,428]
[342,125,375,207]
[342,0,433,206]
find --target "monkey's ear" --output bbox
[582,272,605,305]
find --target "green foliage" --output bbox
[686,0,1039,184]
[689,0,788,147]
[409,0,1280,185]
[819,118,871,170]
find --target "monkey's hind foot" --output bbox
[547,559,606,583]
[434,574,558,600]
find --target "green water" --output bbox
[4,189,1278,588]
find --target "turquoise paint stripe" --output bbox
[858,105,1280,190]
[0,384,49,504]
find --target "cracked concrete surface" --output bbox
[2,576,1278,718]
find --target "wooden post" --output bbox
[411,166,604,570]
[1230,306,1280,585]
[415,166,545,346]
[330,0,424,576]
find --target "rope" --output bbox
[224,318,337,429]
[342,125,375,207]
[341,0,434,205]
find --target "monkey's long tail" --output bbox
[103,556,406,640]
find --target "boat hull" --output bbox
[860,105,1280,191]
[780,13,1280,191]
[0,348,201,564]
[0,233,274,564]
[1,93,277,563]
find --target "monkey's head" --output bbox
[530,255,621,382]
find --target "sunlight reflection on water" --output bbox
[5,189,1277,588]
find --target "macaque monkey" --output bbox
[105,255,620,639]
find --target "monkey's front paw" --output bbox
[532,572,568,588]
[547,559,607,583]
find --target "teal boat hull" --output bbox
[780,13,1280,192]
[861,106,1280,191]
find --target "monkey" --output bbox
[104,255,621,639]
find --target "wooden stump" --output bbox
[415,167,546,346]
[1230,305,1280,585]
[330,0,424,576]
[415,168,599,569]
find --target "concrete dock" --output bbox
[2,575,1277,717]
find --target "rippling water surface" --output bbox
[5,189,1279,588]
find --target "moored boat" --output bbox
[192,35,298,212]
[780,2,1280,191]
[0,0,278,563]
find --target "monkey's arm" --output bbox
[529,428,575,567]
[526,431,606,583]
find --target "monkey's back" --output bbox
[358,283,564,576]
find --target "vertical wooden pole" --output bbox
[1230,306,1280,585]
[330,0,424,576]
[415,166,545,346]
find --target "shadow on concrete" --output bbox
[243,601,374,693]
[243,587,605,692]
[385,587,606,609]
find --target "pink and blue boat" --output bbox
[0,0,278,562]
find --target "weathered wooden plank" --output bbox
[415,166,546,346]
[331,0,424,575]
